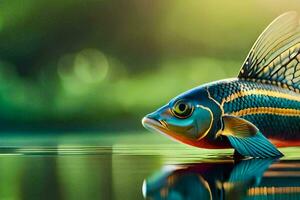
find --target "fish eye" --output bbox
[171,100,194,118]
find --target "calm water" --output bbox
[0,132,299,200]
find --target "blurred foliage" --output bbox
[0,0,300,130]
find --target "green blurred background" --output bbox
[1,0,300,131]
[1,3,300,200]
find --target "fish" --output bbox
[142,11,300,158]
[143,159,300,200]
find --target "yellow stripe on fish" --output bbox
[230,107,300,117]
[221,89,300,107]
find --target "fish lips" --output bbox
[142,116,166,133]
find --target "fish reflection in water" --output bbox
[143,159,300,200]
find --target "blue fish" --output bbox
[142,12,300,158]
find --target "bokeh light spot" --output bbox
[74,49,109,84]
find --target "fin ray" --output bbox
[221,115,283,158]
[227,132,283,158]
[238,11,300,92]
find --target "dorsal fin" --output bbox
[238,11,300,92]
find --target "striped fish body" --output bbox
[208,78,300,145]
[143,12,300,158]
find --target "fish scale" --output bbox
[208,79,300,140]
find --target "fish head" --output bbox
[142,90,214,145]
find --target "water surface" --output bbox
[0,132,298,200]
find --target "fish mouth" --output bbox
[142,117,167,133]
[142,116,195,146]
[143,116,184,141]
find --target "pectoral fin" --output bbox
[221,115,283,158]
